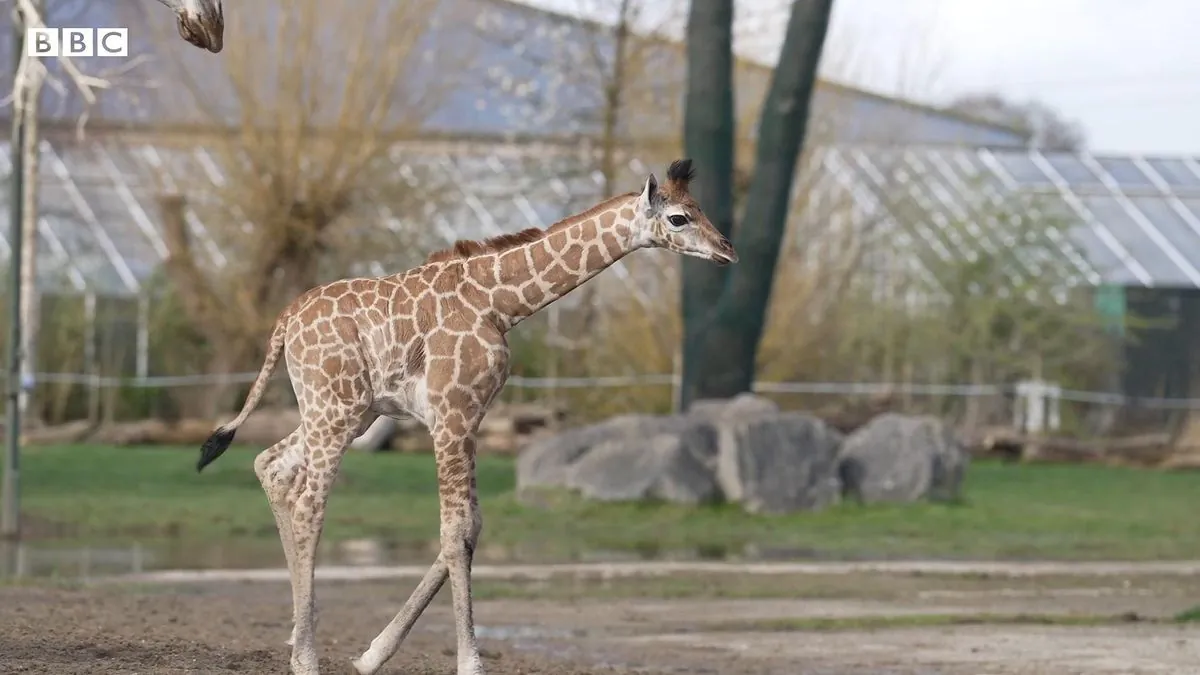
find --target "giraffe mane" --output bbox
[424,192,638,264]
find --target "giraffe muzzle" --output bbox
[711,237,739,266]
[177,0,224,53]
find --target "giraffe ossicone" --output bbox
[194,158,736,675]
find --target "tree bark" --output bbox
[678,0,737,410]
[679,0,834,408]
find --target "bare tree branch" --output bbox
[3,0,113,135]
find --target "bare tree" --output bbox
[948,93,1085,151]
[134,0,471,417]
[1,0,153,134]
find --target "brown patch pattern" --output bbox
[197,159,730,675]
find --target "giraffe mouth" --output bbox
[177,1,224,53]
[711,253,736,266]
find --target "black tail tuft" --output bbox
[197,426,237,473]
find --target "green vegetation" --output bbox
[703,612,1157,633]
[1174,605,1200,623]
[14,444,1200,561]
[469,570,1200,602]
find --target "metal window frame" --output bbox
[43,141,141,294]
[982,147,1150,286]
[1078,153,1200,286]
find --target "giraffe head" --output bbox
[634,159,738,266]
[162,0,224,53]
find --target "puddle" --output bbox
[0,536,806,582]
[476,624,584,640]
[0,533,902,583]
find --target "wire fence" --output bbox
[16,370,1200,410]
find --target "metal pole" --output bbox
[2,14,28,540]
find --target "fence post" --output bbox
[1014,379,1062,435]
[1,11,31,540]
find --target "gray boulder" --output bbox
[837,413,969,504]
[714,412,843,514]
[565,432,720,504]
[688,392,779,422]
[516,414,713,491]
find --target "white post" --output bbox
[136,293,150,380]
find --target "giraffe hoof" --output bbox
[349,655,377,675]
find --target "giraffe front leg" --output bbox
[436,429,485,675]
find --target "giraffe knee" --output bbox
[255,444,302,502]
[469,506,483,547]
[441,509,481,561]
[253,449,276,482]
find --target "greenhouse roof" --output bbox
[2,139,1200,296]
[816,146,1200,289]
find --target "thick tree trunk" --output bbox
[678,0,737,410]
[678,0,834,408]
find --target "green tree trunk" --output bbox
[679,0,738,410]
[679,0,834,408]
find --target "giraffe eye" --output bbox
[667,214,689,228]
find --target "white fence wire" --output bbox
[19,371,1200,410]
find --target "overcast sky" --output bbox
[523,0,1200,156]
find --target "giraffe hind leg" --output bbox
[287,405,368,675]
[351,555,449,674]
[254,428,305,646]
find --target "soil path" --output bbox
[3,561,1199,674]
[119,559,1200,584]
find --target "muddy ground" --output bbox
[2,567,1199,674]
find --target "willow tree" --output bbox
[132,0,472,416]
[679,0,834,408]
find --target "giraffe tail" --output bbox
[196,315,289,473]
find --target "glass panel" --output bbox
[992,153,1051,185]
[1096,157,1155,188]
[943,152,1007,193]
[55,145,109,182]
[1045,154,1101,187]
[1065,222,1139,285]
[1146,158,1200,189]
[1179,199,1200,228]
[1128,197,1200,263]
[1082,195,1190,285]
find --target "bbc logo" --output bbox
[26,28,129,58]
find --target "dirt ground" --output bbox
[2,567,1200,674]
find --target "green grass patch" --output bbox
[12,444,1200,561]
[702,612,1156,633]
[471,570,1200,601]
[1174,605,1200,623]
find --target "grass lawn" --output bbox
[10,443,1200,561]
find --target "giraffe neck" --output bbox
[471,194,643,330]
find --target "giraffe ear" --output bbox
[638,173,658,213]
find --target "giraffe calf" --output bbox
[195,158,737,675]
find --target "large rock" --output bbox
[565,432,720,504]
[688,392,779,422]
[515,398,855,514]
[714,412,843,514]
[516,412,719,495]
[516,414,659,491]
[837,413,968,504]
